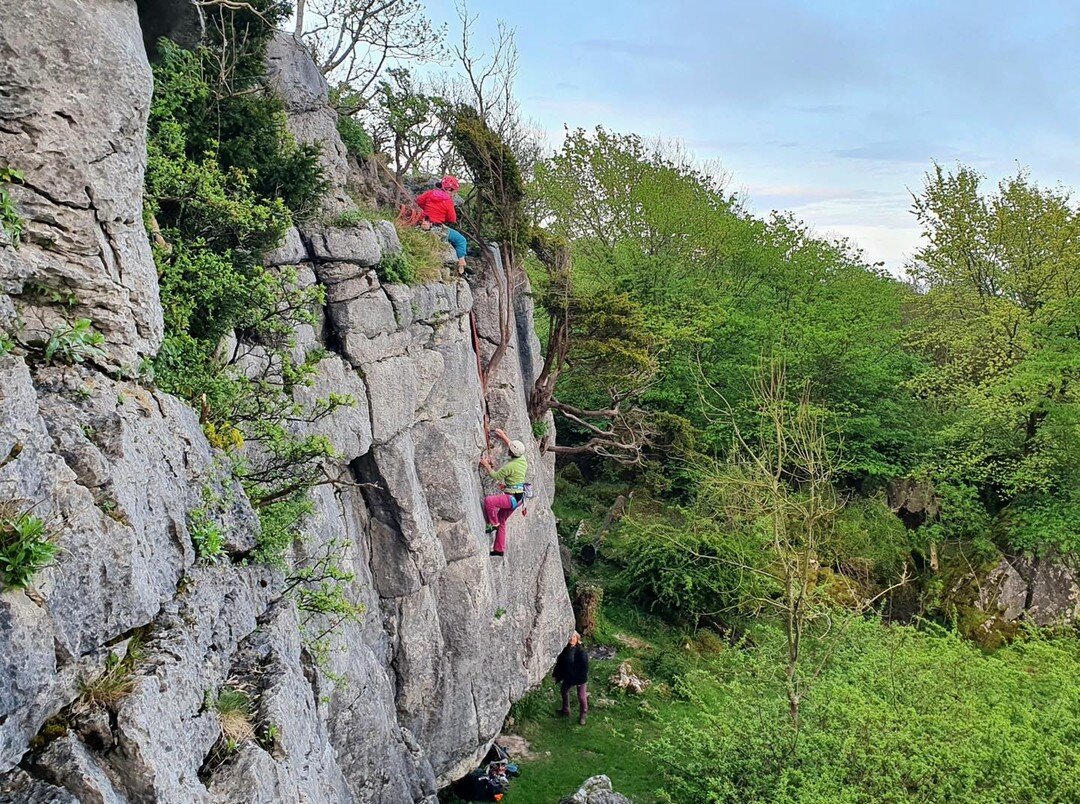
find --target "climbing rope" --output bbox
[397,204,424,227]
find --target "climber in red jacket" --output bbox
[416,176,467,273]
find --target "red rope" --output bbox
[397,204,424,227]
[470,310,492,452]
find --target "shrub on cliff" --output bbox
[144,6,358,629]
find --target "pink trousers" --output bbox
[483,493,517,552]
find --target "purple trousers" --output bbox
[560,681,588,714]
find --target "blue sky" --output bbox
[428,0,1080,272]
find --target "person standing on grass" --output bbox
[416,175,467,273]
[553,631,589,725]
[479,428,527,557]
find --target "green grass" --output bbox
[501,604,712,803]
[507,675,665,803]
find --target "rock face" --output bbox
[0,5,571,802]
[265,31,353,215]
[0,0,163,367]
[977,553,1080,627]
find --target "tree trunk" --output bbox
[294,0,306,35]
[573,583,603,639]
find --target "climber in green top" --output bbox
[480,428,528,557]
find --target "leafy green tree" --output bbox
[532,127,923,481]
[906,165,1080,553]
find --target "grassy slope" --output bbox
[503,606,711,804]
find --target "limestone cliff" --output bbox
[0,3,572,801]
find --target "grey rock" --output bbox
[205,603,353,804]
[312,224,384,267]
[36,733,126,804]
[1,10,572,799]
[979,552,1080,626]
[265,32,352,214]
[887,477,940,529]
[329,287,399,339]
[0,0,162,366]
[373,220,403,256]
[560,775,632,804]
[101,566,278,803]
[363,351,444,444]
[0,358,257,773]
[264,227,309,267]
[138,0,205,53]
[0,768,79,804]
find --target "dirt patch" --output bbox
[613,632,651,650]
[495,733,547,762]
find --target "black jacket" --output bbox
[553,644,589,686]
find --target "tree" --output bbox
[296,0,445,106]
[528,230,660,465]
[531,127,921,478]
[906,165,1080,553]
[691,361,907,730]
[370,67,448,179]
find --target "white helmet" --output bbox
[508,440,526,457]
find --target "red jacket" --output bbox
[416,188,457,225]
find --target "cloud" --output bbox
[832,142,966,164]
[750,185,882,203]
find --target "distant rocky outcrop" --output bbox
[0,3,571,801]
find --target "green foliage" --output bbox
[906,164,1080,554]
[374,224,444,285]
[76,639,143,711]
[373,68,448,176]
[827,495,917,584]
[43,319,106,366]
[213,687,252,717]
[376,250,417,285]
[189,507,225,563]
[332,207,379,227]
[146,28,339,555]
[449,105,528,247]
[0,505,57,590]
[613,514,774,624]
[149,3,325,215]
[652,619,1080,804]
[145,15,365,650]
[212,685,255,749]
[532,127,923,480]
[337,114,373,159]
[0,165,25,247]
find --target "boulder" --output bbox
[978,552,1080,626]
[560,775,632,804]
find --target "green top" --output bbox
[491,455,528,491]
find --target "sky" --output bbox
[426,0,1080,273]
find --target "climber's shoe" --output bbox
[490,550,505,557]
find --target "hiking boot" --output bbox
[578,712,587,726]
[490,550,505,557]
[555,708,570,718]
